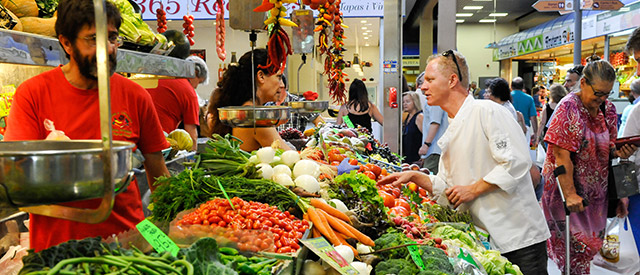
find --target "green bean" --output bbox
[82,262,91,274]
[132,264,161,275]
[115,256,182,274]
[46,258,127,275]
[172,259,194,275]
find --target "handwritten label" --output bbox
[406,242,426,270]
[136,219,180,257]
[342,115,355,128]
[300,238,359,275]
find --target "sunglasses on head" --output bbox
[442,50,463,82]
[584,77,613,97]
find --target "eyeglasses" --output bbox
[80,33,123,47]
[442,50,463,82]
[584,77,613,97]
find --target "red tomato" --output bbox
[389,206,410,217]
[379,190,395,208]
[348,158,358,165]
[331,161,340,166]
[390,188,401,198]
[364,171,376,180]
[394,198,411,212]
[366,163,382,177]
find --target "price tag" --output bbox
[136,219,180,257]
[406,242,426,270]
[300,238,359,275]
[342,115,355,128]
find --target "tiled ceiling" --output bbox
[454,0,539,24]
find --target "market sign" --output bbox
[582,0,624,10]
[494,43,518,61]
[532,0,574,11]
[596,1,640,35]
[543,26,574,49]
[517,35,543,55]
[135,0,385,21]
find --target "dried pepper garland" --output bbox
[254,0,298,74]
[328,0,347,103]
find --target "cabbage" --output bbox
[167,129,193,151]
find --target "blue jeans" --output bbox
[628,193,640,255]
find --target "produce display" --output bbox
[8,128,523,275]
[214,0,226,61]
[182,14,195,46]
[112,0,167,48]
[0,0,56,35]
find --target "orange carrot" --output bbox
[323,211,358,240]
[308,207,340,245]
[312,228,322,238]
[310,198,351,223]
[324,211,375,247]
[316,209,341,246]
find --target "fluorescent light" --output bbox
[364,37,369,39]
[479,19,496,23]
[463,6,483,10]
[489,13,508,17]
[365,44,369,46]
[456,13,473,17]
[360,20,367,23]
[362,26,367,30]
[456,19,465,23]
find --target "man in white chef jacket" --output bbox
[380,50,550,275]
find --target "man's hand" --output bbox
[445,185,478,208]
[419,144,428,156]
[617,197,629,217]
[378,171,432,193]
[615,144,637,159]
[565,193,585,213]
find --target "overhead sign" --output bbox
[582,0,624,10]
[532,0,573,11]
[134,0,385,21]
[517,35,544,55]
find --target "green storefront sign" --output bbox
[517,35,543,55]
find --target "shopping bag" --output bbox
[534,143,545,168]
[594,217,640,274]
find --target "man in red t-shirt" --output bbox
[147,55,208,151]
[4,0,170,252]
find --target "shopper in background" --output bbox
[417,72,449,175]
[511,77,539,145]
[536,84,567,149]
[207,49,292,151]
[266,75,324,132]
[564,65,584,92]
[401,91,423,164]
[147,55,207,151]
[618,79,640,137]
[381,50,550,274]
[336,79,384,133]
[622,26,640,257]
[4,0,170,252]
[542,60,636,275]
[478,79,490,99]
[486,78,527,134]
[532,86,543,112]
[469,81,480,98]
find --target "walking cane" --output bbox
[553,165,589,275]
[553,165,571,275]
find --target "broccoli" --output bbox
[417,271,450,275]
[374,231,413,260]
[375,259,418,275]
[419,246,454,275]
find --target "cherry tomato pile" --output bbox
[182,15,195,46]
[178,197,309,253]
[155,8,167,33]
[377,180,433,219]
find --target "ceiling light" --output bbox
[362,26,367,30]
[463,6,483,10]
[364,37,369,39]
[479,19,496,23]
[489,13,508,17]
[456,19,465,23]
[365,44,369,46]
[360,20,367,23]
[456,13,473,17]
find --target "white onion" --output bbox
[248,155,259,164]
[302,260,326,275]
[270,156,282,165]
[334,245,354,263]
[294,175,320,193]
[256,164,273,180]
[273,173,294,187]
[329,199,349,213]
[281,150,300,167]
[356,243,373,254]
[351,262,372,275]
[293,159,320,178]
[272,164,292,177]
[256,147,275,164]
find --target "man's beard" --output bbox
[72,44,118,81]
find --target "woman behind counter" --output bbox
[542,60,636,274]
[401,91,423,164]
[207,49,292,152]
[336,79,383,132]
